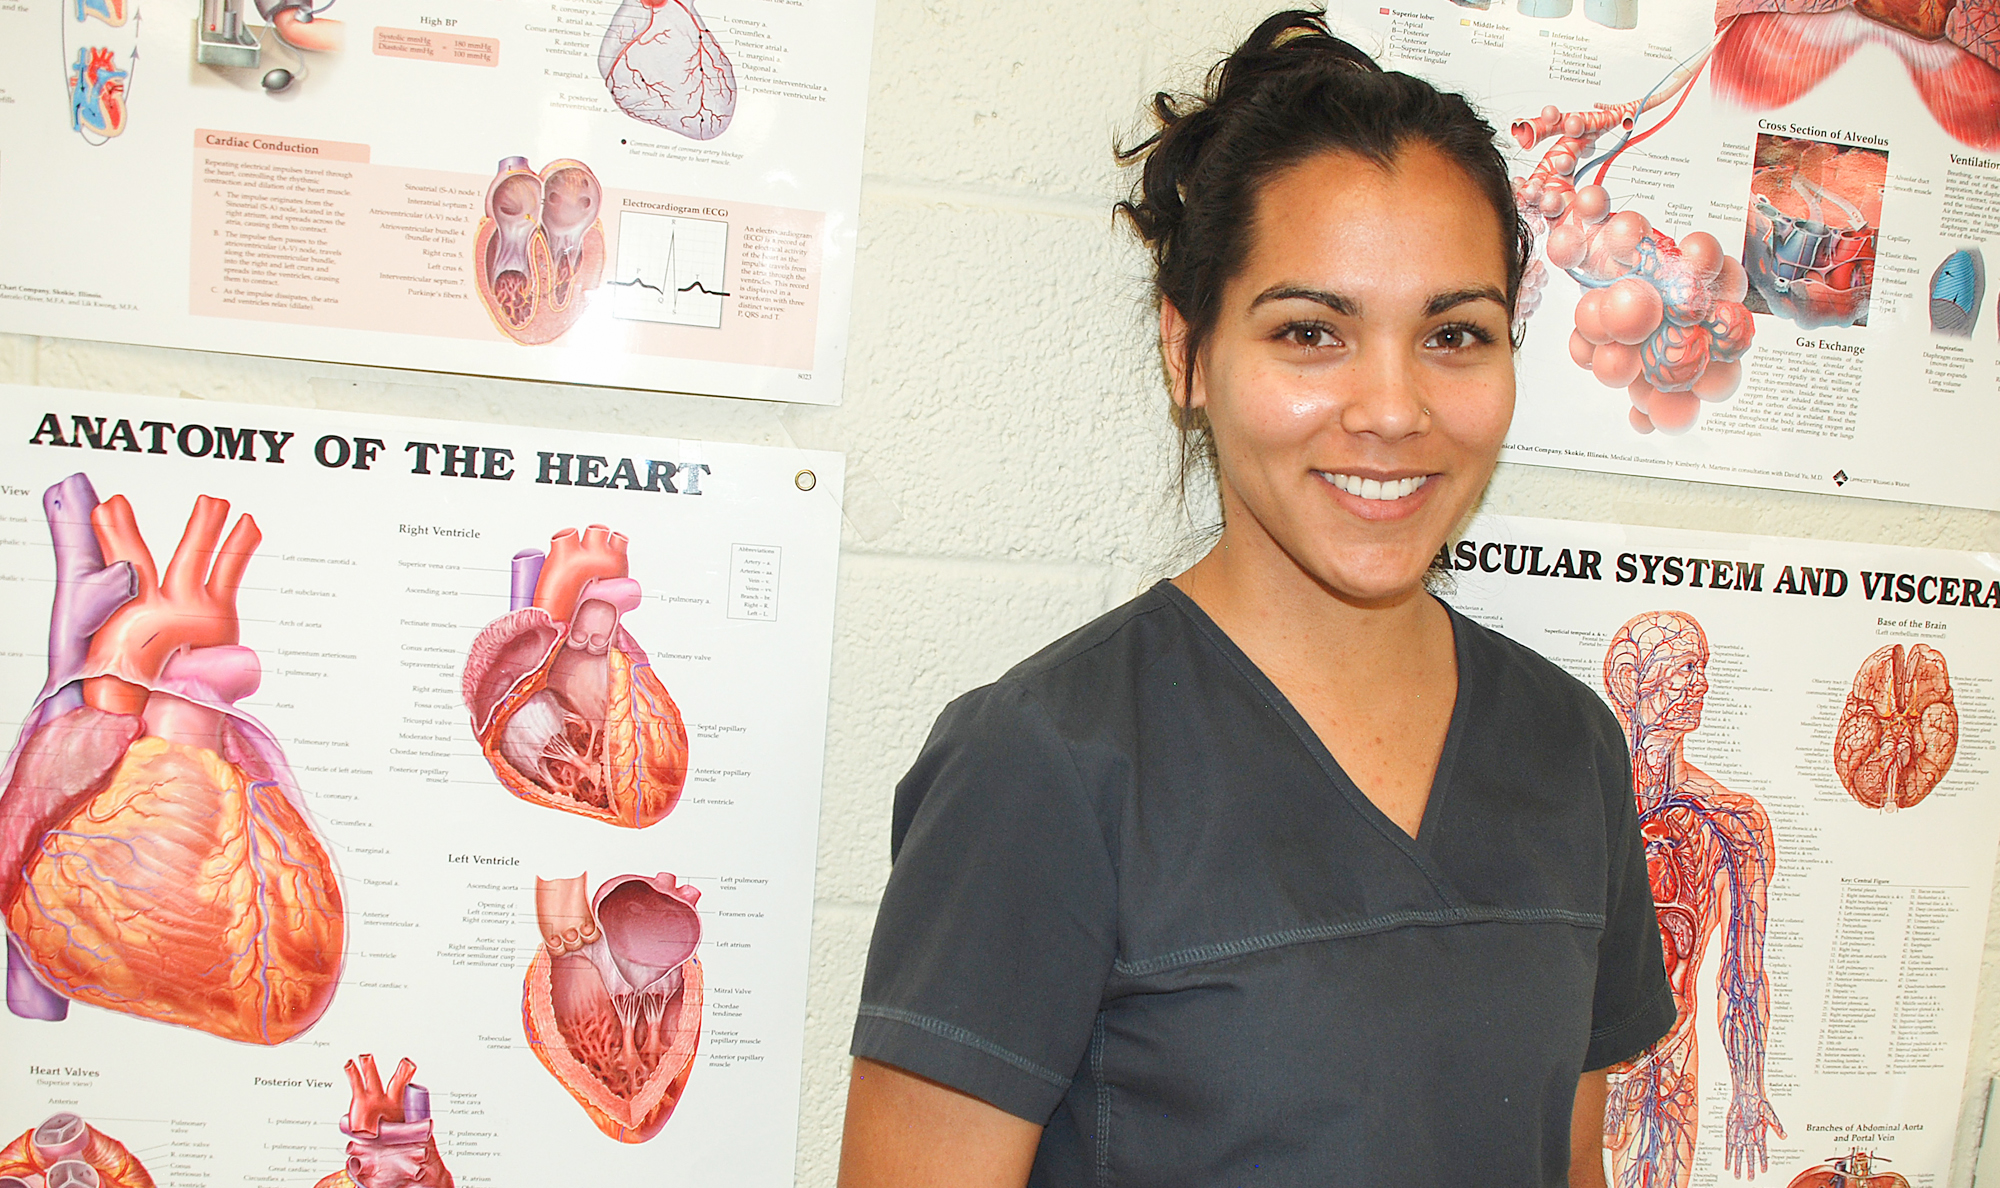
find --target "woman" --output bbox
[839,11,1674,1186]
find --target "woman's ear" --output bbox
[1160,301,1204,411]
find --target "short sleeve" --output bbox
[1583,717,1678,1069]
[850,682,1118,1123]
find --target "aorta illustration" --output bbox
[1601,611,1783,1188]
[522,872,704,1141]
[1833,643,1957,812]
[462,524,689,828]
[64,0,138,142]
[0,474,344,1044]
[473,158,608,345]
[0,1112,154,1187]
[314,1054,456,1188]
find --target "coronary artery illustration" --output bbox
[1785,1149,1910,1188]
[462,524,689,828]
[63,0,138,143]
[598,0,737,140]
[0,1113,154,1188]
[314,1055,455,1188]
[523,872,704,1142]
[1834,643,1958,812]
[474,158,607,346]
[1602,611,1783,1188]
[1,474,343,1044]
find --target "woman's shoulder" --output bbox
[1444,602,1624,748]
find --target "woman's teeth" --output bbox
[1320,473,1429,501]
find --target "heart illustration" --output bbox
[0,1112,154,1188]
[1834,642,1958,812]
[462,525,689,829]
[1,474,343,1044]
[313,1055,455,1188]
[473,157,607,346]
[522,872,703,1142]
[597,0,736,140]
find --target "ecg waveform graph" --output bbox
[608,211,730,328]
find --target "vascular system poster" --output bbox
[0,387,841,1186]
[1450,513,2000,1188]
[1323,1,2000,510]
[0,0,873,404]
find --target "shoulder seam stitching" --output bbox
[856,1004,1071,1089]
[1112,907,1605,977]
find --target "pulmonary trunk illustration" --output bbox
[0,1112,154,1187]
[474,158,607,346]
[1,474,343,1044]
[315,1054,455,1188]
[463,524,689,828]
[597,0,736,140]
[1834,643,1958,811]
[523,873,704,1142]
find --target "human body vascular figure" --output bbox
[1603,611,1782,1187]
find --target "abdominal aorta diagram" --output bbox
[1,1112,155,1187]
[1834,643,1958,812]
[0,474,343,1044]
[315,1054,456,1188]
[64,0,138,142]
[524,872,704,1142]
[474,158,607,346]
[462,524,690,828]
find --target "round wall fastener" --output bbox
[794,470,816,491]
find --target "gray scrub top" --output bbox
[852,583,1674,1187]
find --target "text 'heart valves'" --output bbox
[473,157,606,346]
[0,1112,154,1187]
[1,474,343,1044]
[523,873,703,1141]
[598,0,735,140]
[1834,643,1958,812]
[313,1055,455,1188]
[462,524,689,828]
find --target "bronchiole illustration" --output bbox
[462,525,689,828]
[64,0,138,143]
[1602,612,1782,1188]
[1833,643,1958,812]
[523,872,704,1142]
[313,1055,455,1188]
[0,1113,154,1188]
[1930,247,1986,336]
[1741,135,1885,330]
[598,0,736,139]
[2,474,344,1045]
[474,157,607,346]
[1786,1149,1910,1188]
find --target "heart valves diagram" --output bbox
[462,524,690,828]
[64,0,137,142]
[598,0,736,139]
[314,1055,455,1188]
[1834,643,1958,812]
[1,474,344,1044]
[523,873,704,1142]
[0,1112,154,1187]
[474,158,607,346]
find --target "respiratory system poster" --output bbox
[0,0,874,404]
[0,387,841,1186]
[1451,514,2000,1188]
[1322,1,2000,509]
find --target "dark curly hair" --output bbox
[1117,8,1532,497]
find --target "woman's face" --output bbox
[1170,143,1516,607]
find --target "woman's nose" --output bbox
[1338,345,1429,440]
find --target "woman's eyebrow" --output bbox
[1247,284,1508,317]
[1425,286,1508,316]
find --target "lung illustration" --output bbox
[1834,642,1958,812]
[1,474,343,1044]
[523,872,704,1141]
[314,1054,456,1188]
[1930,247,1985,336]
[463,524,689,828]
[0,1112,154,1187]
[597,0,736,140]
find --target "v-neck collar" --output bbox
[1154,581,1472,904]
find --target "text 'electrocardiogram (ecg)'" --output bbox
[609,212,730,329]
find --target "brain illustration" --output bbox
[597,0,736,140]
[1834,643,1958,812]
[314,1055,455,1188]
[1,475,343,1044]
[0,1113,154,1188]
[474,157,606,346]
[462,524,689,828]
[523,872,704,1142]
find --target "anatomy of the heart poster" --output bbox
[0,386,842,1186]
[1309,2,2000,510]
[1448,514,2000,1188]
[0,0,872,406]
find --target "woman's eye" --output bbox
[1429,322,1496,350]
[1281,323,1337,349]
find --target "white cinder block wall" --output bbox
[10,0,2000,1182]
